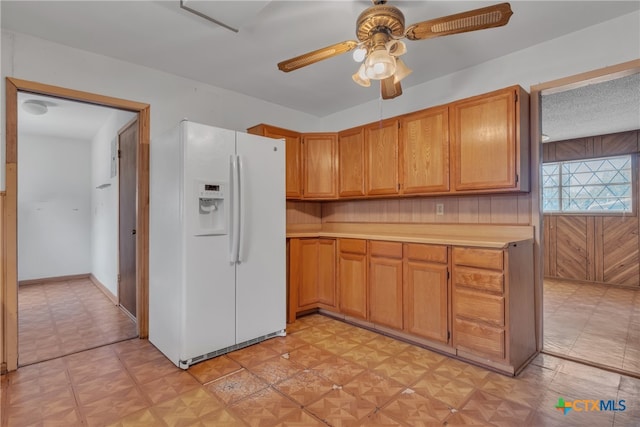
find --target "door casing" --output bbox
[2,77,150,373]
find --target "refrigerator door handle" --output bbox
[230,154,240,263]
[238,155,247,263]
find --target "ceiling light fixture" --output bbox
[22,99,48,115]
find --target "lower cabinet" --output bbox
[403,243,449,344]
[290,238,336,314]
[289,236,535,375]
[338,239,368,319]
[368,241,403,330]
[451,244,536,372]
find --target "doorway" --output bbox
[2,78,150,373]
[531,60,640,376]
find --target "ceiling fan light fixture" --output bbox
[385,39,406,56]
[365,48,396,80]
[352,63,371,87]
[352,47,367,62]
[393,58,412,84]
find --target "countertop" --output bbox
[287,223,534,249]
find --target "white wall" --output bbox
[91,110,137,296]
[17,134,92,281]
[0,29,324,191]
[320,11,640,131]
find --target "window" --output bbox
[543,155,633,213]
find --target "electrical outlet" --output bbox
[436,203,444,216]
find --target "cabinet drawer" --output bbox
[454,288,504,327]
[339,239,367,255]
[369,241,403,259]
[454,266,504,293]
[452,247,503,270]
[404,243,447,264]
[454,318,505,360]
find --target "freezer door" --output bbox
[181,122,237,361]
[235,132,286,342]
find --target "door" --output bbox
[403,260,448,343]
[338,128,366,197]
[368,241,403,329]
[118,119,138,318]
[365,119,399,195]
[303,133,338,199]
[182,122,237,359]
[400,107,449,194]
[317,239,336,307]
[235,132,286,343]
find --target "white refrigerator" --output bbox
[149,120,286,369]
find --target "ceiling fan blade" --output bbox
[381,76,402,100]
[405,2,513,41]
[278,41,358,72]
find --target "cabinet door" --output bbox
[248,124,303,199]
[338,239,368,319]
[297,239,319,308]
[400,107,449,194]
[369,242,403,329]
[338,127,366,197]
[365,119,399,195]
[450,87,517,191]
[303,133,338,199]
[317,239,337,307]
[403,260,449,343]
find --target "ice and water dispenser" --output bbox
[194,181,226,235]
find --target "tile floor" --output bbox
[18,278,138,366]
[2,313,639,426]
[544,278,640,374]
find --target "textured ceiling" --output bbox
[541,73,640,143]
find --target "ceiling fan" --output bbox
[278,1,513,100]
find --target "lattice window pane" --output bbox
[543,154,633,213]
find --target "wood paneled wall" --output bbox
[321,194,531,225]
[543,130,640,287]
[287,202,322,224]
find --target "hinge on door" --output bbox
[117,274,121,283]
[447,331,451,341]
[117,149,122,159]
[397,122,400,129]
[516,174,519,184]
[397,183,401,191]
[447,270,450,280]
[515,92,518,102]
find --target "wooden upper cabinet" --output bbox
[399,106,449,194]
[302,133,338,199]
[338,127,366,198]
[365,119,399,196]
[247,124,302,199]
[450,86,529,192]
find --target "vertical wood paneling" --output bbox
[287,202,322,224]
[543,216,557,277]
[458,197,480,223]
[320,194,529,225]
[586,217,596,281]
[594,217,604,282]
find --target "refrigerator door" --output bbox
[181,122,237,362]
[235,133,286,343]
